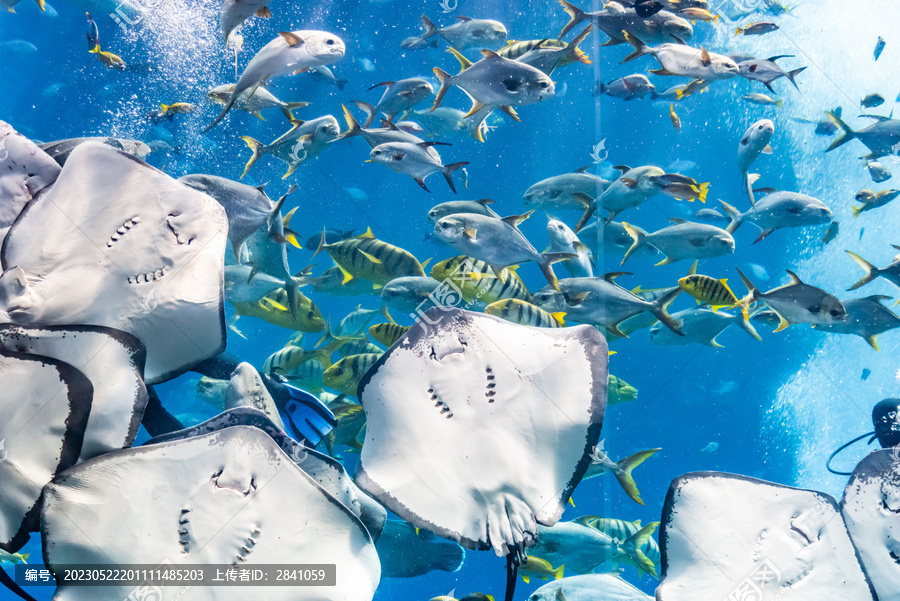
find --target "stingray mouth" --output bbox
[210,469,258,496]
[428,335,467,361]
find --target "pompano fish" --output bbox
[577,219,659,261]
[432,212,573,290]
[737,118,774,199]
[367,141,468,193]
[220,0,273,43]
[852,188,900,217]
[532,521,658,576]
[621,219,735,266]
[529,573,654,601]
[355,78,434,128]
[207,83,308,121]
[339,105,437,149]
[559,0,693,45]
[303,228,356,251]
[547,219,593,277]
[827,112,900,159]
[484,298,566,328]
[240,115,341,178]
[597,74,656,100]
[692,208,728,223]
[502,25,593,75]
[307,65,348,90]
[574,165,666,230]
[719,192,832,243]
[649,306,762,347]
[224,265,311,304]
[812,295,900,351]
[845,248,900,294]
[622,33,739,80]
[734,268,847,331]
[401,15,508,50]
[532,274,683,336]
[432,48,555,123]
[204,30,345,132]
[867,160,892,183]
[737,55,806,91]
[380,276,441,313]
[403,107,492,142]
[523,167,608,212]
[427,199,499,225]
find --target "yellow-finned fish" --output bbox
[0,550,29,564]
[231,288,325,333]
[262,329,346,374]
[323,352,383,396]
[484,298,566,328]
[430,255,531,304]
[323,400,367,457]
[607,374,638,404]
[678,273,741,314]
[669,103,681,132]
[159,102,198,117]
[679,8,720,24]
[369,322,410,347]
[313,227,428,287]
[518,556,564,584]
[584,447,661,505]
[89,44,126,70]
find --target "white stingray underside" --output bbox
[842,449,900,601]
[0,121,60,244]
[43,426,381,601]
[0,324,148,462]
[356,308,607,557]
[0,351,92,551]
[0,142,227,383]
[658,472,875,601]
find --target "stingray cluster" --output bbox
[0,122,611,601]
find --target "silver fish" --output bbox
[575,165,666,230]
[367,141,467,193]
[559,0,693,45]
[649,306,762,347]
[355,78,434,128]
[623,34,739,80]
[401,15,507,50]
[719,191,832,243]
[812,295,900,350]
[207,83,308,121]
[735,269,847,331]
[380,276,441,313]
[737,55,806,91]
[621,219,735,266]
[426,198,499,225]
[240,115,341,179]
[597,74,656,100]
[547,219,593,277]
[523,167,608,212]
[827,112,900,159]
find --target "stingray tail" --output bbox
[620,522,659,578]
[614,448,661,505]
[650,287,683,336]
[825,111,857,152]
[846,251,879,290]
[239,136,265,179]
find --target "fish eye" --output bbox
[373,150,381,155]
[830,308,843,317]
[326,39,335,45]
[539,81,550,88]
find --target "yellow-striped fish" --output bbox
[678,274,741,314]
[518,556,564,584]
[231,288,324,333]
[281,357,327,392]
[323,400,367,457]
[323,353,383,396]
[484,299,566,328]
[369,323,410,347]
[430,255,531,304]
[313,227,428,287]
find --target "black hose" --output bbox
[826,431,875,476]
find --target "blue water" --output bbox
[3,0,900,599]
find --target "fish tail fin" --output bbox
[697,182,710,203]
[620,222,647,266]
[845,251,878,290]
[338,103,362,139]
[852,204,863,218]
[567,24,593,64]
[732,267,759,315]
[651,287,683,336]
[554,564,565,580]
[621,32,649,64]
[719,199,743,233]
[558,0,586,38]
[354,100,377,129]
[786,66,807,90]
[281,101,310,121]
[539,253,575,291]
[442,161,469,193]
[572,197,597,233]
[89,43,101,54]
[622,523,659,577]
[614,448,660,505]
[737,310,763,342]
[437,539,466,573]
[238,136,264,179]
[420,14,439,37]
[825,111,856,151]
[735,27,743,36]
[432,68,452,111]
[775,99,783,108]
[311,226,330,261]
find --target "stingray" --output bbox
[38,136,151,166]
[0,141,227,383]
[842,449,900,600]
[146,406,386,540]
[354,307,607,601]
[0,350,93,553]
[178,174,274,260]
[43,426,381,601]
[657,472,876,601]
[0,121,60,244]
[222,361,286,430]
[0,324,147,462]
